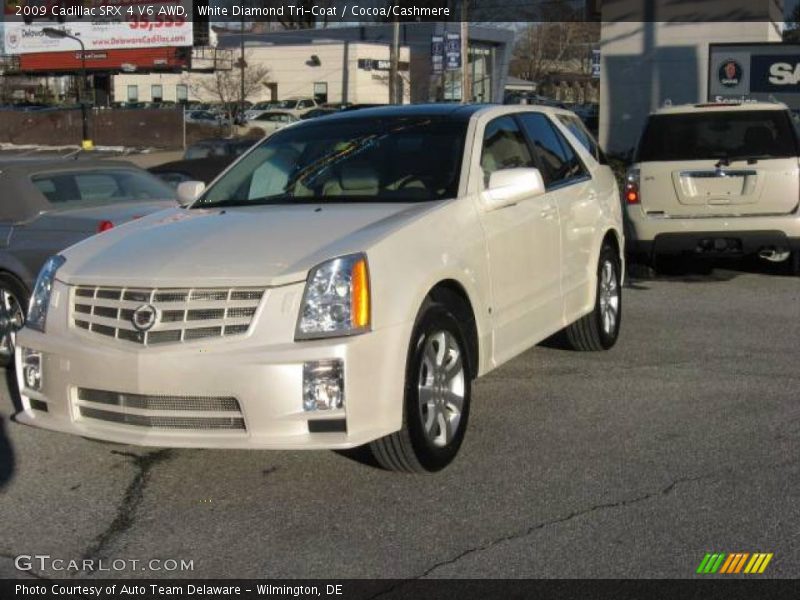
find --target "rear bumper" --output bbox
[626,210,800,259]
[630,231,800,259]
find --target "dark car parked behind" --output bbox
[149,156,235,187]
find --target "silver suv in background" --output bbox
[626,102,800,275]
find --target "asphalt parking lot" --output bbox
[0,261,798,580]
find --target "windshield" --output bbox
[636,110,799,162]
[194,116,466,207]
[275,100,301,109]
[32,169,175,205]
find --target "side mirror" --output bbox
[482,168,545,211]
[176,180,205,207]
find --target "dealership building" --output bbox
[112,24,513,106]
[599,0,787,154]
[112,38,413,106]
[1,19,513,108]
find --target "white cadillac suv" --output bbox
[626,102,800,274]
[14,105,623,472]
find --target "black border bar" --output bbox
[3,579,800,600]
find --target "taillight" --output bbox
[624,168,640,205]
[97,220,114,233]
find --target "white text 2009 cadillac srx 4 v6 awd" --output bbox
[15,105,623,472]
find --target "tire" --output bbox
[564,243,622,351]
[0,273,28,368]
[790,250,800,276]
[370,303,471,473]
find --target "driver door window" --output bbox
[480,116,536,187]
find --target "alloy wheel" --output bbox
[0,289,25,360]
[417,330,466,448]
[598,259,620,336]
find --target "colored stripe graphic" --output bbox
[700,552,774,574]
[744,554,761,573]
[734,553,749,573]
[758,553,773,573]
[710,553,726,573]
[723,553,739,573]
[697,553,727,573]
[697,554,712,574]
[719,554,736,573]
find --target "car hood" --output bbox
[57,201,440,288]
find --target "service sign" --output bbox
[708,43,800,109]
[3,0,194,55]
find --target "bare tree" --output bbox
[185,53,271,132]
[510,21,599,83]
[785,4,800,42]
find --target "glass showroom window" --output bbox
[176,84,188,105]
[314,82,328,104]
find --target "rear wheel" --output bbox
[565,243,621,351]
[370,304,471,473]
[0,274,28,368]
[790,250,800,276]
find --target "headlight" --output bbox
[296,253,370,340]
[27,255,65,333]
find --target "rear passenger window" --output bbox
[74,174,121,201]
[518,113,587,188]
[480,116,536,187]
[31,170,173,205]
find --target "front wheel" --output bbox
[370,304,471,473]
[0,274,28,367]
[564,243,622,351]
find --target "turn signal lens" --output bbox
[351,258,370,329]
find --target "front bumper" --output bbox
[626,209,800,259]
[14,282,410,450]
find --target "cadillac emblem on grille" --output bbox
[132,304,158,331]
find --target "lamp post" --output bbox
[42,28,93,150]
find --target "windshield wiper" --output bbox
[194,195,293,208]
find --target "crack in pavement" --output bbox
[417,473,709,578]
[81,449,175,571]
[372,459,797,596]
[367,472,715,599]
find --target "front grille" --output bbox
[72,286,265,346]
[76,388,246,431]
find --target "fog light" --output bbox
[303,359,344,411]
[21,348,42,392]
